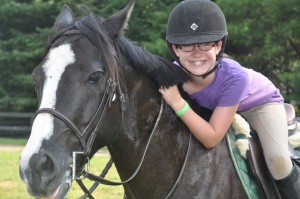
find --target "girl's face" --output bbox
[172,41,222,77]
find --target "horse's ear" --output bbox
[104,0,135,38]
[54,5,75,31]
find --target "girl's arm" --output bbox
[159,85,238,149]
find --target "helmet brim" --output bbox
[167,34,225,45]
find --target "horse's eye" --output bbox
[88,72,102,84]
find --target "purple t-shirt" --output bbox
[189,58,284,112]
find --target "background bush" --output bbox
[0,0,299,113]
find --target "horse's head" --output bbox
[19,2,135,198]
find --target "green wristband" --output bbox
[176,102,189,116]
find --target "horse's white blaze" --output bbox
[20,43,75,172]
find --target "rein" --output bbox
[84,98,165,185]
[82,98,192,199]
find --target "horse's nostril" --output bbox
[37,155,54,173]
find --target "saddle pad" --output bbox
[226,128,262,199]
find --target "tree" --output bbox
[0,0,59,111]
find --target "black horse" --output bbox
[19,1,251,198]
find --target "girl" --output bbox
[159,1,300,198]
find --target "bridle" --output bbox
[34,77,124,167]
[34,28,192,199]
[35,78,121,158]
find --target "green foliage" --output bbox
[126,0,178,58]
[0,137,27,145]
[0,0,299,113]
[0,0,57,111]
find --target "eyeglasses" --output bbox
[177,42,217,52]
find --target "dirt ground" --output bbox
[0,145,23,151]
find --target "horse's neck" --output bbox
[107,71,190,196]
[108,96,190,196]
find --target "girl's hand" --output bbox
[159,85,186,111]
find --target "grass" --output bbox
[0,137,28,145]
[0,138,124,199]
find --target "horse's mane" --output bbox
[48,11,190,87]
[117,38,190,87]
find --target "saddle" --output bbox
[246,103,300,199]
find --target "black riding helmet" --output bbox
[166,0,228,78]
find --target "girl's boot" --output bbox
[275,164,300,199]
